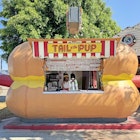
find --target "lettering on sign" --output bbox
[48,43,102,53]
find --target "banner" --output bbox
[47,43,102,53]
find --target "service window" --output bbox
[44,59,102,92]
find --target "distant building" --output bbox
[114,23,140,56]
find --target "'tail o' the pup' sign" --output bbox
[28,38,120,59]
[47,42,101,53]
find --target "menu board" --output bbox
[46,59,101,71]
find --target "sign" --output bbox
[48,43,101,53]
[28,38,120,59]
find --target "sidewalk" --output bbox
[1,86,140,140]
[1,117,140,140]
[0,86,9,97]
[1,110,140,140]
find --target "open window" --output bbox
[44,58,103,92]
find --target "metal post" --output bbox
[0,55,2,72]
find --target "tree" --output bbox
[0,0,121,61]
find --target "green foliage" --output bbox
[0,0,121,61]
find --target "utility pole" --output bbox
[0,55,2,72]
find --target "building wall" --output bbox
[114,23,140,56]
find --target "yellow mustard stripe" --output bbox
[10,75,45,89]
[103,80,135,88]
[11,81,45,89]
[102,73,134,82]
[11,75,45,81]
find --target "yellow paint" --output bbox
[48,42,102,53]
[102,73,134,81]
[11,75,45,81]
[10,75,45,89]
[103,80,135,87]
[11,81,44,89]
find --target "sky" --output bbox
[0,0,140,70]
[104,0,140,29]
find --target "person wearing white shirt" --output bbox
[69,73,78,91]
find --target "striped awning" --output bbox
[28,38,120,59]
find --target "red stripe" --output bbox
[82,53,86,57]
[101,40,105,56]
[34,42,39,57]
[91,40,95,43]
[44,41,48,57]
[63,41,67,43]
[91,40,95,56]
[72,53,76,57]
[54,53,58,57]
[91,53,95,56]
[110,41,115,56]
[53,41,58,43]
[82,40,86,43]
[63,53,67,57]
[4,123,140,130]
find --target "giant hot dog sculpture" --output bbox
[6,42,140,119]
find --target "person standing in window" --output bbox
[69,73,78,91]
[62,73,69,90]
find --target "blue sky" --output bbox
[0,0,140,70]
[104,0,140,29]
